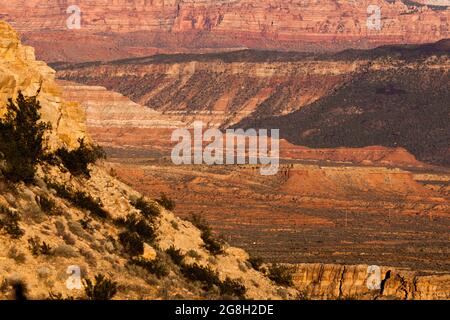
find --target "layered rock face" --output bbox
[0,21,87,149]
[56,42,450,166]
[58,80,183,129]
[0,0,449,62]
[293,263,450,300]
[57,56,358,128]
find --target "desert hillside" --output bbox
[0,20,295,300]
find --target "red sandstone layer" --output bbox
[1,0,448,62]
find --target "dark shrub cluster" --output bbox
[129,257,169,279]
[28,236,53,256]
[0,205,24,239]
[189,214,224,255]
[115,213,156,243]
[118,231,144,257]
[165,245,184,266]
[83,274,118,300]
[0,91,51,183]
[47,292,75,300]
[267,264,295,287]
[180,263,220,291]
[131,197,160,220]
[219,277,247,299]
[155,193,175,211]
[248,256,264,272]
[46,181,108,219]
[35,195,58,215]
[56,138,106,177]
[180,263,246,299]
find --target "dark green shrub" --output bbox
[165,245,184,266]
[219,277,246,299]
[130,257,169,279]
[47,292,75,300]
[83,274,118,300]
[131,197,160,219]
[156,193,175,211]
[180,263,221,291]
[118,231,144,257]
[56,138,105,177]
[79,216,93,231]
[115,213,156,243]
[0,206,24,239]
[46,181,108,219]
[71,190,108,219]
[267,264,295,287]
[0,91,51,183]
[248,256,264,271]
[189,214,224,255]
[0,278,9,293]
[35,195,58,215]
[27,236,53,256]
[180,263,246,298]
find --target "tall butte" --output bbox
[0,0,448,62]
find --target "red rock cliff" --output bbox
[0,0,448,62]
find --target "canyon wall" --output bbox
[0,0,449,62]
[55,43,450,166]
[293,263,450,300]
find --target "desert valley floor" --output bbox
[104,146,450,273]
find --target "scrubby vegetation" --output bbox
[0,91,51,183]
[180,263,221,291]
[83,274,118,300]
[115,213,156,243]
[155,193,175,211]
[248,256,264,272]
[118,231,144,257]
[131,197,160,220]
[267,264,295,287]
[165,245,184,266]
[219,277,247,299]
[56,138,105,177]
[27,236,53,256]
[180,263,245,298]
[130,257,169,279]
[0,205,24,239]
[189,214,224,255]
[180,263,246,299]
[46,181,108,219]
[35,194,58,216]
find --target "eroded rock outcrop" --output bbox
[0,21,87,150]
[293,263,450,300]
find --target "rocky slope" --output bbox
[0,20,295,300]
[293,263,450,300]
[56,41,450,166]
[0,0,449,62]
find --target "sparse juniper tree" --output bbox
[0,90,51,183]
